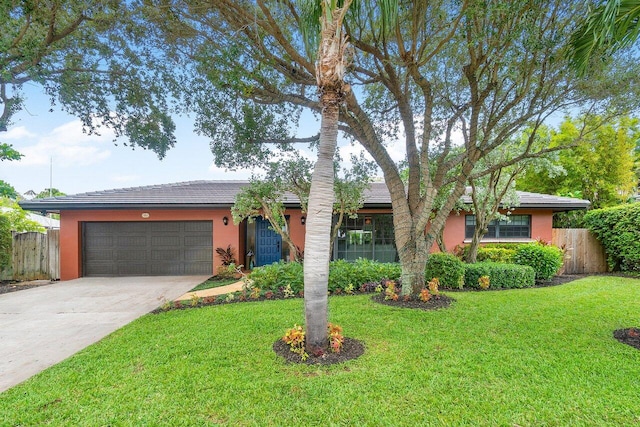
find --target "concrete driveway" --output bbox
[0,276,208,393]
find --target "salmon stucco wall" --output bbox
[59,209,240,281]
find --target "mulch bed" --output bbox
[613,328,640,351]
[371,293,455,310]
[273,337,365,365]
[0,281,52,295]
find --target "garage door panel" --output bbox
[151,222,181,232]
[118,236,147,247]
[119,249,148,261]
[151,249,182,260]
[184,248,212,261]
[118,263,150,276]
[85,235,113,246]
[84,221,213,277]
[184,222,213,232]
[151,236,181,246]
[184,263,210,275]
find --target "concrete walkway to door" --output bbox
[0,276,208,393]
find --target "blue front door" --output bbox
[255,217,282,266]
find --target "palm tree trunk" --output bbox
[304,93,339,352]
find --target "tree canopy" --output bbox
[143,0,640,294]
[518,115,639,209]
[1,0,181,157]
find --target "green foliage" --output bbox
[249,261,304,294]
[328,258,401,293]
[464,262,536,289]
[0,214,11,269]
[518,116,639,209]
[476,247,517,263]
[248,259,401,294]
[0,180,19,199]
[570,0,640,75]
[425,252,465,289]
[0,144,22,161]
[35,188,66,199]
[0,199,45,232]
[2,2,179,157]
[512,244,564,280]
[584,203,640,271]
[456,243,523,262]
[553,210,587,228]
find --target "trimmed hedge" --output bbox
[464,262,536,289]
[425,252,465,289]
[248,258,401,294]
[512,243,564,280]
[0,214,10,270]
[476,247,517,263]
[584,203,640,271]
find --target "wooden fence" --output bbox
[552,228,607,274]
[1,230,60,281]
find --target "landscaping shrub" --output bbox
[0,214,10,270]
[248,261,304,293]
[425,252,465,289]
[512,243,564,280]
[464,262,536,289]
[328,258,401,292]
[248,259,401,294]
[455,243,523,263]
[584,203,640,271]
[476,247,517,263]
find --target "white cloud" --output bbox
[3,126,36,140]
[12,119,114,167]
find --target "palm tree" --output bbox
[302,0,353,352]
[570,0,640,75]
[301,0,396,352]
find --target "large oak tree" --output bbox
[143,0,639,297]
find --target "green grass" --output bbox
[189,276,239,292]
[1,276,640,425]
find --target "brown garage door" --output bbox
[83,221,213,276]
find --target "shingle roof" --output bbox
[19,180,589,212]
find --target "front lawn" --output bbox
[1,276,639,425]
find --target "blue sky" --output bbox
[1,85,257,196]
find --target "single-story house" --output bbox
[19,181,589,280]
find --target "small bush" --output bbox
[464,262,536,289]
[248,261,304,293]
[512,243,564,280]
[425,252,465,289]
[328,258,401,292]
[476,247,517,263]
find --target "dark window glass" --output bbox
[465,215,531,239]
[334,214,397,262]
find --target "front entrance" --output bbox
[255,217,282,267]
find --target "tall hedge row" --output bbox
[584,203,640,271]
[0,215,10,270]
